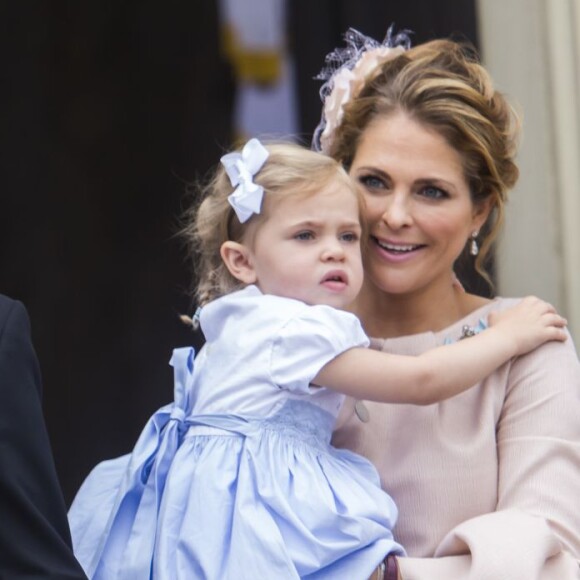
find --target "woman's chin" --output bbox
[363,266,422,296]
[366,278,418,297]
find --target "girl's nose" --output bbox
[321,239,346,261]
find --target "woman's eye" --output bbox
[294,231,314,241]
[359,174,386,190]
[419,185,448,200]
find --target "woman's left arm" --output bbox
[401,334,580,579]
[495,331,580,555]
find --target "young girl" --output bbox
[68,138,567,580]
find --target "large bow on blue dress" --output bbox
[88,347,196,579]
[86,347,260,579]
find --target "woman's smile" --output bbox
[372,236,428,262]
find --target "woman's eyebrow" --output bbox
[414,177,458,192]
[354,166,391,179]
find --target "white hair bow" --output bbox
[220,138,269,223]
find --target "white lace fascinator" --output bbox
[312,26,412,154]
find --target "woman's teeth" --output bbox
[377,240,419,253]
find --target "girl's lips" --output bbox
[321,270,348,291]
[372,236,426,261]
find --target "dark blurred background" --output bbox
[0,1,478,504]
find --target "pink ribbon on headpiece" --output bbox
[312,26,411,154]
[220,138,269,223]
[319,45,405,153]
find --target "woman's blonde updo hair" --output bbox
[181,141,358,311]
[328,38,521,286]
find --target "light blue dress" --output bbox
[69,286,404,579]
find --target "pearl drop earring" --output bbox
[470,232,479,256]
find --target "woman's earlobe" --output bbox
[220,241,257,284]
[472,198,493,231]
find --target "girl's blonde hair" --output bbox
[181,141,359,311]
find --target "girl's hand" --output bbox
[488,296,568,356]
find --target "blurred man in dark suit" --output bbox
[0,294,86,579]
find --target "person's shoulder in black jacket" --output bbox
[0,294,87,579]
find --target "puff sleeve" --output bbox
[269,304,369,394]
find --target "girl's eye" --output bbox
[358,174,387,191]
[340,232,359,243]
[419,185,449,200]
[294,231,314,241]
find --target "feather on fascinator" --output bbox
[312,26,412,154]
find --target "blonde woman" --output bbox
[313,28,580,579]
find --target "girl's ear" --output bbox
[220,241,257,284]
